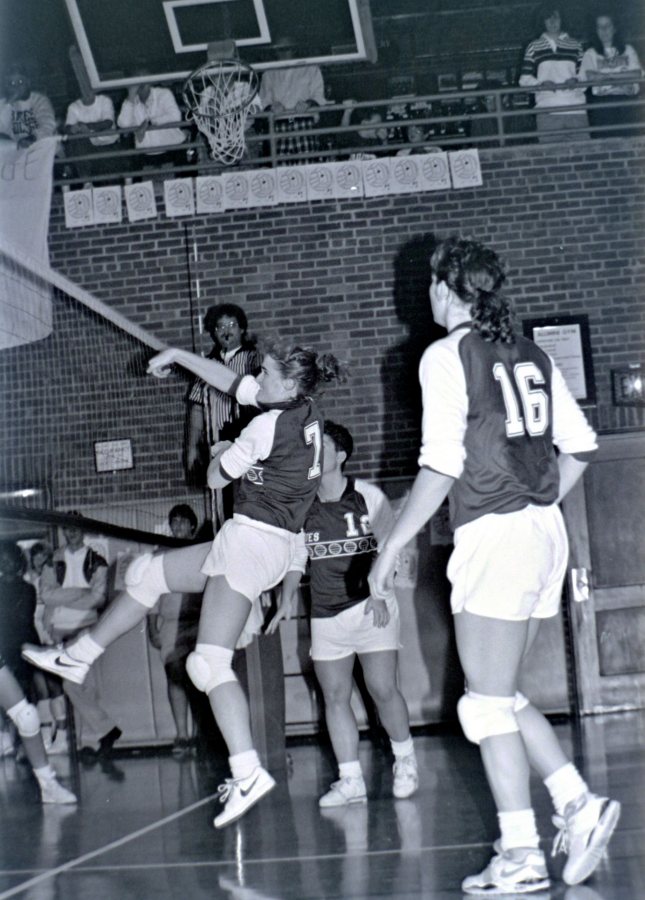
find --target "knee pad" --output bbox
[514,691,530,713]
[186,644,237,694]
[7,699,41,738]
[457,691,519,745]
[124,553,169,609]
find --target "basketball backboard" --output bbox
[64,0,376,89]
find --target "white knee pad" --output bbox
[124,552,169,609]
[457,691,519,745]
[7,699,41,738]
[514,691,530,713]
[186,644,237,694]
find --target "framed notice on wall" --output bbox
[522,314,596,405]
[94,439,134,473]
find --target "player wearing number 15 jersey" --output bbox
[270,422,418,809]
[369,237,619,895]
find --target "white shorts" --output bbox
[447,504,568,621]
[200,516,297,603]
[310,596,401,661]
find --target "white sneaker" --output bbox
[46,729,70,756]
[39,775,78,805]
[462,847,550,895]
[318,775,367,808]
[552,793,621,886]
[22,644,89,685]
[393,753,418,799]
[213,766,275,828]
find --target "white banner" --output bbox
[0,137,59,348]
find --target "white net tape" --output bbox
[183,60,260,165]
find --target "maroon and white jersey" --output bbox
[290,478,395,618]
[218,376,324,534]
[418,324,597,529]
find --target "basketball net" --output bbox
[183,46,260,165]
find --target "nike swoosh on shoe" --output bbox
[240,776,260,797]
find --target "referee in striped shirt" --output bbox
[186,304,260,490]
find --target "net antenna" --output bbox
[183,40,261,166]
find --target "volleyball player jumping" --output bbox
[369,237,620,894]
[24,339,344,828]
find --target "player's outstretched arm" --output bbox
[147,348,239,395]
[369,467,454,600]
[266,572,301,634]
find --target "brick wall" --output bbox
[2,137,644,510]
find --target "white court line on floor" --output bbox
[0,792,220,900]
[2,810,637,898]
[0,839,495,881]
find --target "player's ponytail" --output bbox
[262,338,348,396]
[431,237,515,344]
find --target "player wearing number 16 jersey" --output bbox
[24,339,345,829]
[369,237,619,895]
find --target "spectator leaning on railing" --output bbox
[519,4,588,143]
[0,63,57,149]
[579,12,644,138]
[117,70,187,168]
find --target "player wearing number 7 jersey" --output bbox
[24,339,345,829]
[369,237,620,895]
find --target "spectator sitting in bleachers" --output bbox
[117,70,187,168]
[258,36,326,161]
[0,63,57,149]
[339,101,390,159]
[65,85,119,177]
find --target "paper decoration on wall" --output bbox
[223,171,251,210]
[195,176,224,213]
[332,161,364,198]
[391,156,424,194]
[419,152,452,191]
[92,185,122,224]
[276,166,308,204]
[361,158,393,197]
[64,188,94,228]
[125,181,157,222]
[164,178,195,217]
[249,169,278,207]
[305,164,335,201]
[448,149,482,188]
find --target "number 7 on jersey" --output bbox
[304,421,322,479]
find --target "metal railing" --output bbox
[54,76,644,187]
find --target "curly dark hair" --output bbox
[431,237,515,344]
[260,337,348,397]
[203,303,256,350]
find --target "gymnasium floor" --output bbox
[1,712,643,900]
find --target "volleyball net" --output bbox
[0,237,207,547]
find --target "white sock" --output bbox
[33,764,56,784]
[391,736,414,759]
[339,760,363,780]
[544,763,588,816]
[229,749,261,780]
[498,808,540,851]
[68,633,104,664]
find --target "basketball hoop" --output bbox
[183,58,260,165]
